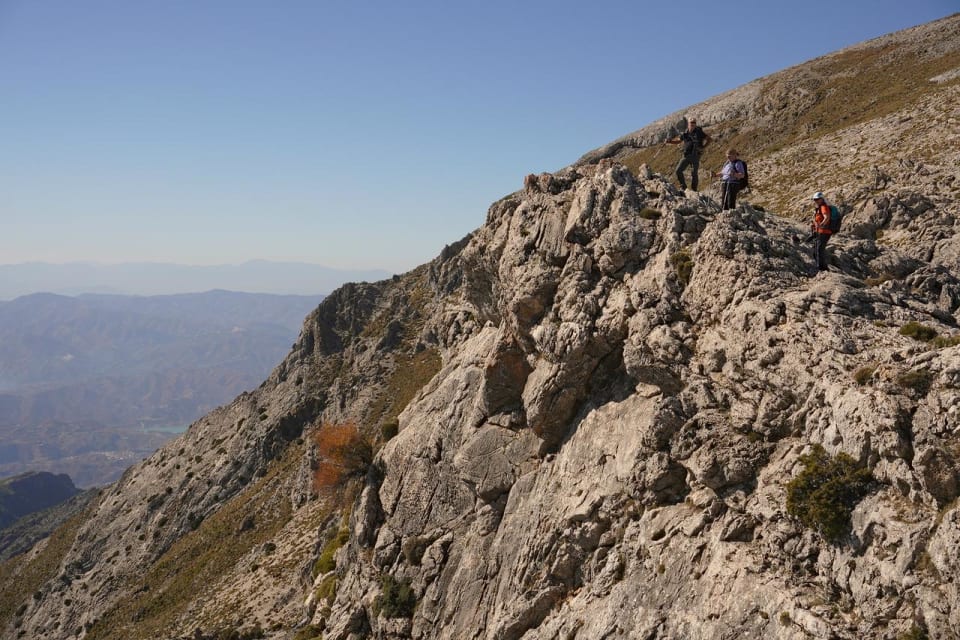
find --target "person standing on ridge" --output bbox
[809,191,833,273]
[714,149,746,210]
[665,117,712,191]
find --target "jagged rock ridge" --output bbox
[3,12,960,640]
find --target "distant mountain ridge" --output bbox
[0,290,323,486]
[0,260,390,300]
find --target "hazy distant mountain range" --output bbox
[0,260,390,300]
[0,290,322,485]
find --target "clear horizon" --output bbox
[2,1,955,274]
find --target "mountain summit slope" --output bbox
[4,13,960,640]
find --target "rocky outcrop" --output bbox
[5,13,960,640]
[316,157,960,640]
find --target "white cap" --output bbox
[811,191,825,200]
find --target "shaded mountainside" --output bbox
[3,13,960,640]
[0,472,80,530]
[0,487,98,563]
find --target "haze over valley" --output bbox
[0,289,323,486]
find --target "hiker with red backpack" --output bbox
[713,149,746,210]
[809,191,841,273]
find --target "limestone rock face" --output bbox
[7,14,960,640]
[319,153,960,640]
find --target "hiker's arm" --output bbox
[664,137,679,145]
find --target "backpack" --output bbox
[737,160,749,190]
[828,205,843,233]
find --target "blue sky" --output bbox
[1,1,955,275]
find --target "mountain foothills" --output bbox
[2,14,960,640]
[0,291,320,486]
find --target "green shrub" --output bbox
[638,207,662,220]
[292,624,324,640]
[316,574,337,606]
[381,419,399,442]
[786,445,872,543]
[670,249,694,286]
[313,527,349,578]
[898,624,929,640]
[899,322,938,342]
[932,334,960,349]
[898,369,933,396]
[853,365,876,386]
[377,574,416,619]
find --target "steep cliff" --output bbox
[3,13,960,640]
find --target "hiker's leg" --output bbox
[727,183,739,209]
[690,157,700,191]
[720,182,730,209]
[816,234,830,270]
[675,158,690,189]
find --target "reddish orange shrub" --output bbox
[312,422,373,495]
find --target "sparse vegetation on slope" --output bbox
[83,445,302,640]
[0,501,97,634]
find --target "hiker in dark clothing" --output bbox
[714,148,746,209]
[810,191,833,273]
[665,117,711,191]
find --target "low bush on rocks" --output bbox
[313,526,350,578]
[899,322,938,342]
[897,624,930,640]
[898,368,934,396]
[381,418,399,442]
[853,365,877,386]
[670,249,694,285]
[638,207,662,220]
[292,624,324,640]
[786,445,873,543]
[376,574,416,619]
[932,334,960,348]
[315,574,337,606]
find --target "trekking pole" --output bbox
[651,126,678,164]
[651,143,665,162]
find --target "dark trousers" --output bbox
[720,182,741,209]
[814,233,831,271]
[675,156,700,191]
